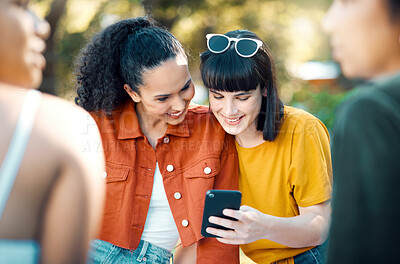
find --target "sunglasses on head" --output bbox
[206,34,263,58]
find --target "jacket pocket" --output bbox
[183,156,221,209]
[103,163,129,214]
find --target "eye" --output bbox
[181,85,190,92]
[237,96,250,101]
[156,97,168,102]
[212,95,224,100]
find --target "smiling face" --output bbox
[322,0,400,79]
[125,54,195,127]
[0,0,50,88]
[209,86,262,137]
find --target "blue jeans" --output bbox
[293,243,326,264]
[87,239,172,264]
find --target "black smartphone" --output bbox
[201,189,242,237]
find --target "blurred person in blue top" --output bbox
[323,0,400,263]
[0,0,105,263]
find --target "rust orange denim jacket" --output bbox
[90,102,239,263]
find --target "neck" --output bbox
[135,103,168,148]
[372,68,400,81]
[235,124,265,148]
[371,55,400,79]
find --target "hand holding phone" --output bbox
[201,189,242,237]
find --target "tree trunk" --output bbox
[39,0,68,95]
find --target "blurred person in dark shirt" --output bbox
[322,0,400,263]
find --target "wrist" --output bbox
[259,212,272,240]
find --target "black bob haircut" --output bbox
[200,30,284,142]
[74,17,186,115]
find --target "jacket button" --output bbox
[182,219,189,227]
[163,137,170,144]
[103,172,107,178]
[204,167,211,175]
[174,192,182,200]
[166,164,174,172]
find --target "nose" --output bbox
[224,99,238,116]
[321,2,335,35]
[171,95,186,112]
[30,9,51,40]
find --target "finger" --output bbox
[222,209,244,221]
[240,205,252,211]
[205,227,232,238]
[216,237,242,245]
[209,216,236,229]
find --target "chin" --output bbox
[341,61,376,80]
[222,125,243,136]
[340,63,359,79]
[25,71,43,89]
[166,115,186,125]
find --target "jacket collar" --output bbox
[116,102,190,140]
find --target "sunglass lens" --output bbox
[209,35,229,52]
[236,39,258,56]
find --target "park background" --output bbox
[31,0,355,262]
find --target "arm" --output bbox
[208,113,332,248]
[196,135,239,264]
[39,103,105,264]
[207,201,330,247]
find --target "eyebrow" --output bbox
[154,79,192,98]
[210,90,252,96]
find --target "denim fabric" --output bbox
[293,243,326,264]
[87,239,172,264]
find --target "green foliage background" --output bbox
[33,0,350,131]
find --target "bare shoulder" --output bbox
[34,93,105,175]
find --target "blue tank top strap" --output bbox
[0,89,41,218]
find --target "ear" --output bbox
[124,84,141,103]
[262,86,268,97]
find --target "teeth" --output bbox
[168,110,183,116]
[226,117,241,122]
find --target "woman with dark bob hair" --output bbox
[199,30,332,263]
[323,0,400,262]
[74,17,239,263]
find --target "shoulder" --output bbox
[333,83,400,145]
[185,103,231,142]
[336,85,394,127]
[187,103,211,114]
[284,105,319,122]
[39,93,98,134]
[283,106,329,138]
[186,103,215,123]
[36,93,103,162]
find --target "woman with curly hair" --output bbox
[74,17,239,264]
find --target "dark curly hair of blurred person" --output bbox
[74,17,186,115]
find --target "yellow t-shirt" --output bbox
[237,106,332,264]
